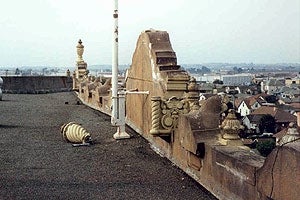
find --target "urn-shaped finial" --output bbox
[188,77,197,91]
[186,77,200,110]
[66,69,71,77]
[76,39,85,63]
[221,109,244,140]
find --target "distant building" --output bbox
[285,78,300,87]
[242,114,264,132]
[236,93,267,116]
[261,78,285,94]
[222,74,253,86]
[193,74,221,83]
[251,106,297,130]
[198,82,214,93]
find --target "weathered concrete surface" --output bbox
[70,29,300,200]
[125,29,190,159]
[176,112,300,200]
[175,113,266,200]
[0,92,217,200]
[257,142,300,200]
[2,76,72,94]
[210,146,265,200]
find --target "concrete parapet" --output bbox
[124,29,300,200]
[175,110,300,200]
[126,29,191,141]
[257,142,300,200]
[73,29,300,200]
[1,76,72,94]
[210,146,264,200]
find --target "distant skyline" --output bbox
[0,0,299,68]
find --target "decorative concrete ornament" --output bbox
[76,39,84,63]
[60,122,92,146]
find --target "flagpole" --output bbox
[111,0,130,139]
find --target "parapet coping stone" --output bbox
[213,145,265,168]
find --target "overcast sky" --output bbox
[0,0,299,68]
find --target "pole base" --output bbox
[113,131,131,140]
[113,126,130,140]
[112,123,131,140]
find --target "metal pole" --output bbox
[125,91,150,95]
[0,76,3,101]
[111,0,119,124]
[112,0,130,139]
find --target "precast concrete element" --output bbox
[73,39,88,91]
[150,96,190,136]
[88,77,101,92]
[220,109,244,146]
[0,76,3,100]
[186,77,200,110]
[0,76,72,94]
[61,122,92,144]
[126,29,192,141]
[76,39,84,63]
[71,29,300,199]
[149,97,162,135]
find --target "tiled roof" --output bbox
[266,79,285,86]
[235,98,244,108]
[291,96,300,103]
[279,97,293,103]
[251,106,297,123]
[239,93,267,108]
[199,83,214,91]
[278,86,294,93]
[246,114,264,123]
[288,102,300,111]
[274,128,288,140]
[203,93,217,99]
[277,104,299,112]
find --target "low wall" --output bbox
[1,76,72,94]
[173,114,300,200]
[72,29,300,199]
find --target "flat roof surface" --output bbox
[0,92,217,200]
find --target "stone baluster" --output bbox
[150,96,162,135]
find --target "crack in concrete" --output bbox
[269,138,300,199]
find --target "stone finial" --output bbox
[76,39,85,63]
[186,77,200,111]
[66,69,71,77]
[187,77,197,91]
[221,109,244,144]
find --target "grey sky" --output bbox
[0,0,299,68]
